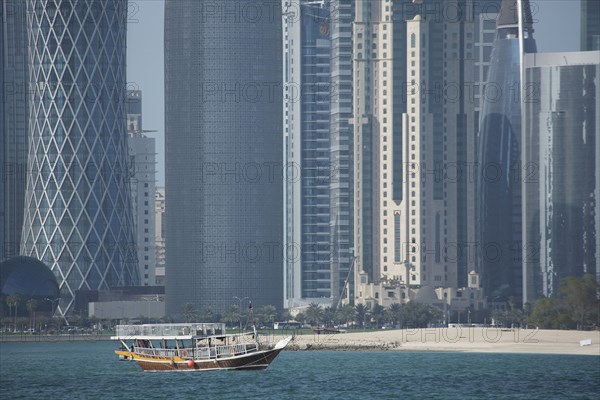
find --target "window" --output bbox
[411,33,416,48]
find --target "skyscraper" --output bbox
[477,0,536,305]
[352,0,497,310]
[165,0,283,314]
[522,50,600,302]
[328,0,355,305]
[154,186,165,285]
[284,1,332,306]
[126,90,156,286]
[0,0,4,262]
[1,0,29,261]
[581,0,600,51]
[21,0,139,316]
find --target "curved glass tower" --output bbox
[21,0,138,316]
[477,0,536,304]
[165,0,283,314]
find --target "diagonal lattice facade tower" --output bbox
[21,0,139,316]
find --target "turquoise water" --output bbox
[1,341,599,399]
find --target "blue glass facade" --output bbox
[300,5,331,299]
[523,52,600,301]
[328,0,354,303]
[164,0,283,314]
[1,0,29,261]
[0,0,4,262]
[21,0,139,316]
[477,4,536,304]
[0,256,60,316]
[581,0,600,51]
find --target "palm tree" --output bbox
[259,305,277,327]
[305,303,323,326]
[338,304,356,327]
[371,304,385,328]
[387,303,402,326]
[26,299,38,331]
[180,302,199,323]
[294,312,306,325]
[322,307,337,327]
[279,309,293,322]
[354,303,367,328]
[6,294,21,332]
[198,307,214,322]
[222,305,241,328]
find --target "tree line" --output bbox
[177,301,444,329]
[3,275,597,332]
[492,274,599,330]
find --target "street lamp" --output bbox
[44,297,62,330]
[233,296,249,331]
[44,297,60,317]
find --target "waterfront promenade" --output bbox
[2,328,598,356]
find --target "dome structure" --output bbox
[413,285,439,303]
[0,256,60,317]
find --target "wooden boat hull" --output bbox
[132,347,284,371]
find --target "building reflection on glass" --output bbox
[523,51,600,302]
[477,0,537,305]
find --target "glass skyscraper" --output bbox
[164,0,283,314]
[284,2,333,304]
[1,0,4,261]
[477,0,536,305]
[523,51,600,302]
[1,0,29,261]
[581,0,600,51]
[21,0,139,316]
[328,0,355,305]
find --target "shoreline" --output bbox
[285,327,600,356]
[1,328,598,356]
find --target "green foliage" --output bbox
[395,302,443,328]
[526,274,600,330]
[198,308,214,323]
[386,303,402,325]
[305,303,324,326]
[222,305,241,327]
[354,303,367,327]
[322,306,337,327]
[293,312,306,325]
[254,305,277,326]
[371,304,386,327]
[337,304,356,326]
[179,302,199,323]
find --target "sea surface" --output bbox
[1,341,599,399]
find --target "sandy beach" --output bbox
[285,328,600,356]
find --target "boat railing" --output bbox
[133,347,194,359]
[132,342,259,360]
[115,323,226,338]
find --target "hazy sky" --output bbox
[126,0,582,185]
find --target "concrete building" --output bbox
[1,0,29,261]
[126,90,156,287]
[164,0,283,314]
[21,0,139,316]
[352,0,499,310]
[155,186,165,285]
[522,50,600,302]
